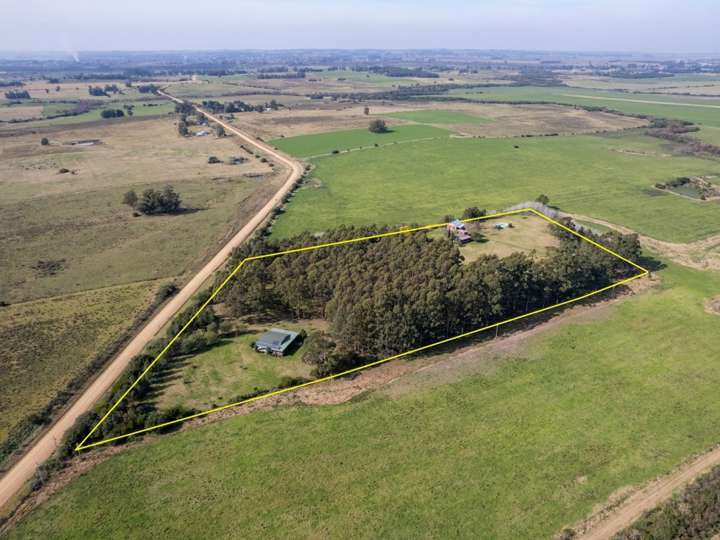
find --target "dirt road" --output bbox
[0,92,304,509]
[577,445,720,539]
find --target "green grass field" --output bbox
[698,126,720,146]
[10,261,720,539]
[380,109,491,125]
[156,324,314,412]
[0,281,159,441]
[0,101,175,129]
[271,124,451,157]
[448,86,720,128]
[271,133,720,243]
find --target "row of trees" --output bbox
[122,186,182,215]
[88,84,120,96]
[221,221,641,375]
[4,89,30,99]
[201,99,282,114]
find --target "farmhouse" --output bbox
[254,328,301,356]
[447,219,472,244]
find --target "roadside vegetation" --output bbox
[616,464,720,539]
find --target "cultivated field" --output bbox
[9,261,720,539]
[271,133,720,243]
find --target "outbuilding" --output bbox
[254,328,301,356]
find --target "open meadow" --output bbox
[0,114,285,458]
[271,133,720,243]
[0,281,159,443]
[447,86,720,128]
[9,260,720,539]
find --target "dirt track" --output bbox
[0,91,304,509]
[576,444,720,539]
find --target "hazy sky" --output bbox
[2,0,718,53]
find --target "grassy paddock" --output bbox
[381,109,491,125]
[449,86,720,128]
[0,281,159,442]
[9,262,720,539]
[156,323,316,413]
[270,124,451,157]
[271,133,720,243]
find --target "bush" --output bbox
[122,190,138,208]
[208,156,222,164]
[40,137,49,146]
[135,185,182,215]
[368,119,388,133]
[101,109,125,119]
[462,207,486,220]
[157,282,178,301]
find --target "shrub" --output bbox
[40,137,49,146]
[368,119,388,133]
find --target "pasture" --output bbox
[271,133,720,243]
[9,261,720,539]
[381,109,491,125]
[0,117,284,453]
[0,118,277,303]
[0,100,175,128]
[271,124,451,157]
[449,86,720,128]
[0,281,159,442]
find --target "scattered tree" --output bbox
[368,119,388,133]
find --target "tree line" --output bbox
[201,99,282,114]
[221,220,641,375]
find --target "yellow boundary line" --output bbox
[75,208,648,451]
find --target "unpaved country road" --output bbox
[577,445,720,539]
[0,91,304,509]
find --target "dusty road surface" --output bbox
[577,445,720,539]
[0,92,304,509]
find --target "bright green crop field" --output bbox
[271,124,451,157]
[381,109,491,125]
[10,262,720,539]
[448,86,720,128]
[271,133,720,243]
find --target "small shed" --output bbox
[448,219,466,231]
[254,328,300,356]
